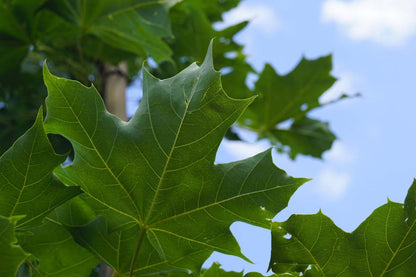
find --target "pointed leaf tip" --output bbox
[202,39,215,69]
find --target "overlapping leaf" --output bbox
[43,0,177,63]
[269,117,336,160]
[270,179,416,276]
[158,0,254,101]
[43,43,307,275]
[17,197,99,277]
[0,108,80,229]
[240,57,338,159]
[0,215,27,277]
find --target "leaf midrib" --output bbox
[127,72,203,276]
[143,72,202,225]
[8,124,37,218]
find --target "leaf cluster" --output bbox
[1,1,407,277]
[0,0,344,160]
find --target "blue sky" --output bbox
[198,0,416,274]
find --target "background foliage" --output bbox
[0,0,339,159]
[0,0,411,277]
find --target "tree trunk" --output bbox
[99,61,128,277]
[103,61,128,121]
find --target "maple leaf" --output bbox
[270,179,416,276]
[43,42,307,275]
[0,109,81,229]
[239,57,339,159]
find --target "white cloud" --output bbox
[216,3,280,35]
[322,0,416,45]
[317,168,351,199]
[324,142,356,164]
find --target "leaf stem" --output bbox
[129,227,147,277]
[25,259,43,277]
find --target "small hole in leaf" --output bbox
[300,104,308,111]
[220,67,233,75]
[224,52,238,59]
[219,37,231,44]
[260,206,266,211]
[283,233,292,239]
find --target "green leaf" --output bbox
[159,0,254,98]
[246,57,336,129]
[44,0,177,62]
[13,196,99,276]
[270,212,351,276]
[43,42,307,275]
[270,179,416,276]
[0,215,27,277]
[0,1,38,76]
[17,218,99,277]
[0,108,81,229]
[267,117,336,159]
[239,56,337,159]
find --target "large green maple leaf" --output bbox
[270,179,416,276]
[43,43,307,275]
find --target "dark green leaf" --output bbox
[43,0,176,62]
[245,57,336,130]
[160,0,254,101]
[0,215,27,277]
[239,56,337,159]
[267,117,336,159]
[0,108,81,229]
[15,196,98,276]
[17,218,99,277]
[43,42,307,275]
